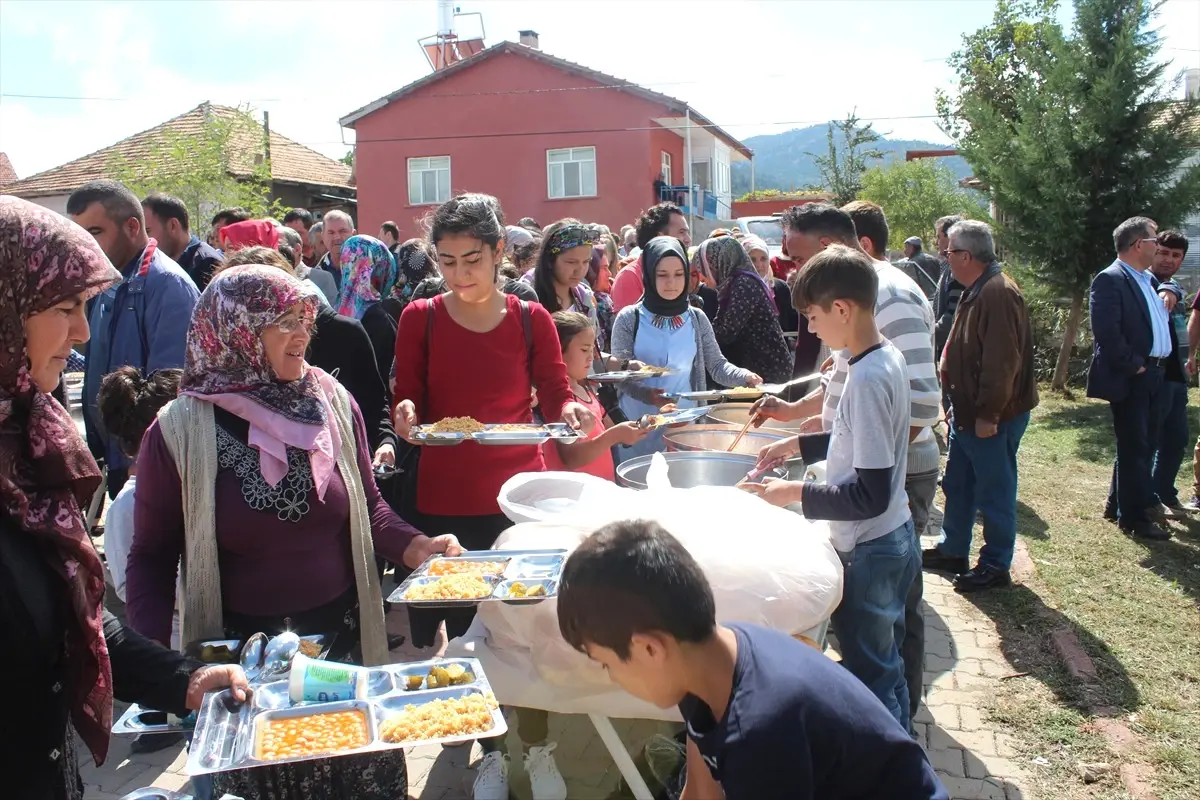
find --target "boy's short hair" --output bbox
[1157,229,1189,255]
[558,520,716,660]
[790,244,878,312]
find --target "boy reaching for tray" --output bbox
[743,244,920,729]
[556,520,947,800]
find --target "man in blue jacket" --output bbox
[1087,216,1177,541]
[68,180,200,498]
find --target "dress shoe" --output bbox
[1103,507,1117,523]
[953,564,1012,593]
[1120,521,1171,541]
[1146,503,1183,522]
[921,548,969,575]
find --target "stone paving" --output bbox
[84,534,1035,800]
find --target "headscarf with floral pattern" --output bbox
[181,265,341,499]
[0,196,122,765]
[337,235,397,320]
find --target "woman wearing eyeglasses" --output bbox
[125,265,462,800]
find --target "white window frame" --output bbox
[546,146,598,199]
[407,156,451,206]
[661,151,672,185]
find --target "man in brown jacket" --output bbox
[922,221,1039,592]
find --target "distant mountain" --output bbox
[730,124,972,197]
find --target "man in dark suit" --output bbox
[1087,216,1178,541]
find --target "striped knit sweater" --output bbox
[821,260,942,476]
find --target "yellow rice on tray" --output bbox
[379,694,495,744]
[405,575,495,601]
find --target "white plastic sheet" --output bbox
[469,470,843,717]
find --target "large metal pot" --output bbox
[663,424,805,478]
[616,451,772,490]
[701,402,808,435]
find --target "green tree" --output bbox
[938,0,1200,390]
[108,105,284,235]
[340,149,355,167]
[859,159,987,247]
[809,111,886,206]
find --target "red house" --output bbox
[340,37,752,235]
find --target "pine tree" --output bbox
[938,0,1200,390]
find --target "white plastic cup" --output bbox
[287,653,368,703]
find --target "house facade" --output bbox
[341,40,751,236]
[3,104,355,225]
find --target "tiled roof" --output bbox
[0,152,17,188]
[4,103,352,198]
[340,41,753,160]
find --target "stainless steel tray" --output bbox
[664,387,763,401]
[411,424,583,446]
[387,549,567,607]
[586,368,675,383]
[186,658,505,776]
[114,635,333,736]
[638,407,711,429]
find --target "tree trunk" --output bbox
[1052,291,1086,392]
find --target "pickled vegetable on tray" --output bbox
[255,709,369,761]
[508,582,547,599]
[378,695,495,744]
[406,664,475,691]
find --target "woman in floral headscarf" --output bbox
[126,265,462,800]
[337,234,397,320]
[361,240,438,384]
[0,197,248,800]
[707,236,793,384]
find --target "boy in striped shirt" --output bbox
[754,202,940,730]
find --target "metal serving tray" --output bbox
[411,424,583,447]
[387,549,567,608]
[638,407,711,429]
[114,635,333,736]
[664,387,763,402]
[186,657,505,776]
[586,368,675,383]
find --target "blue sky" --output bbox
[1,0,1198,179]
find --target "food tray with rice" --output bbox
[113,635,334,737]
[388,549,567,608]
[185,657,506,775]
[412,418,584,446]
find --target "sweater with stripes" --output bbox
[821,260,942,477]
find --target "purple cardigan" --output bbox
[126,397,420,646]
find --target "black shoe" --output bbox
[921,548,969,575]
[130,730,184,754]
[953,564,1012,593]
[1120,521,1172,541]
[1103,507,1117,523]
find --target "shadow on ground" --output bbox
[1016,501,1049,539]
[959,584,1139,715]
[1040,403,1114,465]
[1139,518,1200,608]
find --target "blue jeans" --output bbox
[1152,381,1189,507]
[937,412,1030,570]
[831,519,918,731]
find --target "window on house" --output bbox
[408,156,451,205]
[692,160,711,193]
[547,147,597,199]
[661,152,672,185]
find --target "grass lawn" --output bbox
[958,389,1200,800]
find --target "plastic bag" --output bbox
[479,477,843,689]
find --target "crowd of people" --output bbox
[1,173,1060,800]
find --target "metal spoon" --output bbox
[261,631,301,679]
[239,632,268,683]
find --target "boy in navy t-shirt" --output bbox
[557,520,947,800]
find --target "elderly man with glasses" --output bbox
[922,221,1039,592]
[1085,216,1182,541]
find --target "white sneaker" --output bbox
[525,743,568,800]
[473,751,510,800]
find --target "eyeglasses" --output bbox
[946,249,968,256]
[272,315,314,335]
